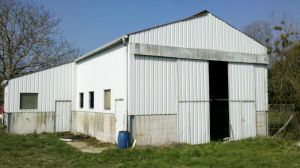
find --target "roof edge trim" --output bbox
[75,35,128,63]
[127,10,209,35]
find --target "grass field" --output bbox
[1,131,300,167]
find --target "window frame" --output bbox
[20,93,38,109]
[104,89,111,110]
[89,91,94,109]
[79,92,84,108]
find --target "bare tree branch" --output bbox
[0,0,80,80]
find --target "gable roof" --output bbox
[76,10,266,63]
[127,10,210,36]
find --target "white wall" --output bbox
[130,55,177,115]
[228,63,256,140]
[130,56,210,144]
[129,13,266,55]
[177,59,210,144]
[76,44,127,113]
[4,62,76,113]
[228,63,268,139]
[255,65,268,111]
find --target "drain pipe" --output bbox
[121,35,129,132]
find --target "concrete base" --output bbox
[130,114,177,146]
[256,111,268,136]
[72,111,116,143]
[7,112,55,134]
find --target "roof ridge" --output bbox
[127,10,210,35]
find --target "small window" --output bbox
[20,93,38,109]
[89,91,94,109]
[104,89,111,110]
[79,93,84,108]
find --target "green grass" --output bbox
[1,131,300,168]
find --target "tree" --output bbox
[244,20,273,54]
[244,15,300,111]
[244,16,300,62]
[272,18,300,61]
[269,43,300,110]
[0,0,80,80]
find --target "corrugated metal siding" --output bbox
[55,101,71,132]
[229,63,255,101]
[177,59,210,144]
[76,44,127,113]
[129,13,266,55]
[255,65,268,111]
[130,55,177,115]
[4,62,75,113]
[177,60,209,101]
[228,63,256,140]
[229,102,256,140]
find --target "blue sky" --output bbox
[33,0,300,53]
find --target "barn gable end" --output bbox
[129,11,266,55]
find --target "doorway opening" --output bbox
[209,61,229,141]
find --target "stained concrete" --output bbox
[130,114,177,146]
[72,111,116,143]
[7,112,55,134]
[133,43,269,64]
[256,111,268,136]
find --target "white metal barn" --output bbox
[4,10,268,145]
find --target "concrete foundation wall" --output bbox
[7,112,55,134]
[130,115,177,146]
[72,111,116,143]
[256,111,268,136]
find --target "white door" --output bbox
[177,59,210,144]
[228,63,256,140]
[115,99,126,142]
[55,101,71,132]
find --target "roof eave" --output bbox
[75,35,128,63]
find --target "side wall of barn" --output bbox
[128,54,268,145]
[72,44,127,143]
[4,62,76,134]
[127,13,268,145]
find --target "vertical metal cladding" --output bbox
[130,56,210,144]
[55,101,71,132]
[228,63,256,140]
[129,13,266,55]
[4,62,75,113]
[177,59,210,144]
[255,65,268,111]
[130,55,177,115]
[76,45,127,113]
[229,102,256,140]
[229,63,255,100]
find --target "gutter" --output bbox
[75,35,128,63]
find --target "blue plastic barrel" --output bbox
[118,131,130,149]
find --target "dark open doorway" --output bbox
[209,61,229,141]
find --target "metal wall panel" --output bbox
[177,59,210,144]
[229,63,255,101]
[76,44,127,113]
[130,55,177,115]
[4,62,75,113]
[129,13,266,55]
[229,102,256,140]
[228,63,256,140]
[255,65,268,111]
[177,59,209,101]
